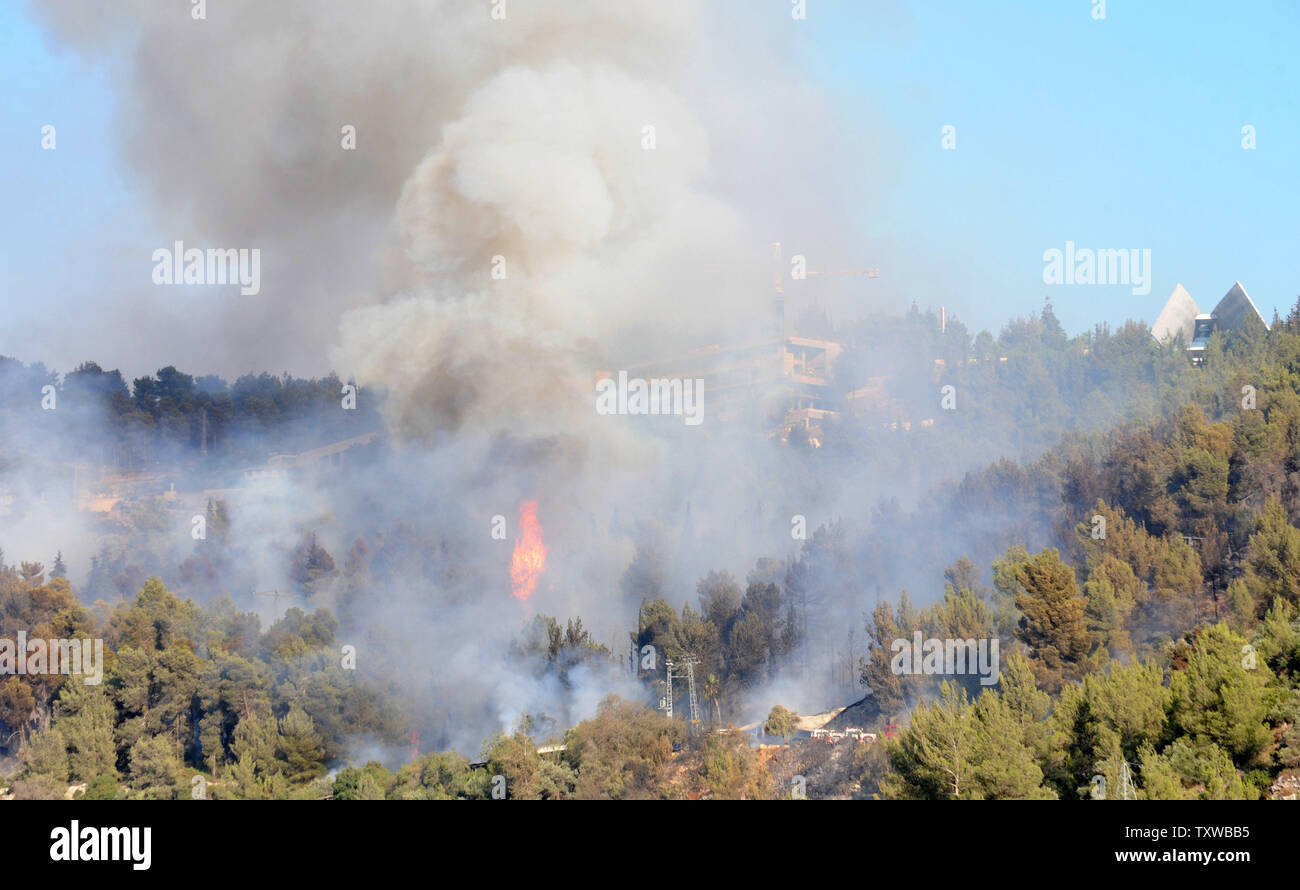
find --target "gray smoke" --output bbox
[19,0,934,755]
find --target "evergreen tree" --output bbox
[1244,497,1300,614]
[1013,548,1091,690]
[1170,623,1273,764]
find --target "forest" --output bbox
[3,299,1300,798]
[0,358,382,476]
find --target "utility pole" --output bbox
[663,660,674,721]
[251,589,303,623]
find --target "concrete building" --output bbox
[1151,281,1268,364]
[1151,283,1199,346]
[619,336,845,441]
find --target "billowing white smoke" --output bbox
[28,0,870,755]
[28,0,785,380]
[335,58,762,438]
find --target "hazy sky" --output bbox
[2,0,1297,381]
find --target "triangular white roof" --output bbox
[1151,283,1200,344]
[1210,281,1269,332]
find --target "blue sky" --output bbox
[2,1,1298,375]
[802,0,1300,335]
[0,2,153,370]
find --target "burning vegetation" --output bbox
[509,501,547,602]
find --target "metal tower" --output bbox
[1120,760,1137,800]
[663,660,674,721]
[661,656,703,734]
[683,656,702,730]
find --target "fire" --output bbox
[510,500,546,600]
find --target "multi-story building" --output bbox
[616,335,844,439]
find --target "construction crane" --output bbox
[771,242,881,289]
[770,242,880,337]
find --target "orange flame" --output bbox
[510,501,546,600]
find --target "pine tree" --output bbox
[1169,623,1272,764]
[277,705,327,783]
[1014,548,1091,691]
[970,693,1057,799]
[1243,497,1300,615]
[23,726,69,783]
[228,711,285,800]
[880,681,976,799]
[54,680,117,782]
[1136,743,1195,800]
[128,735,183,800]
